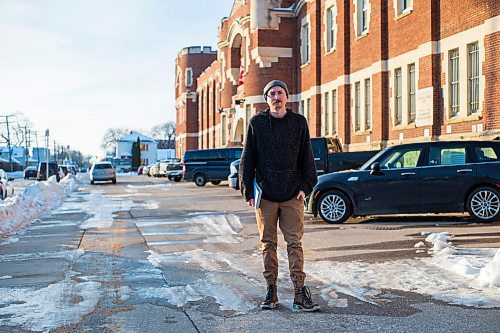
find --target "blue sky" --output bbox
[0,0,235,156]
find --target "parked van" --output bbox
[37,161,60,182]
[182,147,242,186]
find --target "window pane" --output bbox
[408,63,416,123]
[355,82,361,131]
[429,147,466,166]
[332,90,337,134]
[395,68,402,125]
[474,147,498,161]
[365,78,371,130]
[468,42,479,114]
[327,7,335,50]
[380,149,422,169]
[449,49,460,116]
[324,92,329,136]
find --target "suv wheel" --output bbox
[174,176,181,182]
[467,186,500,222]
[211,180,221,185]
[194,173,207,187]
[317,190,352,224]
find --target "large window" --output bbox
[357,0,369,35]
[185,68,193,87]
[408,63,416,123]
[449,49,460,117]
[354,82,361,131]
[364,78,371,130]
[301,20,310,65]
[468,42,479,114]
[326,6,335,51]
[396,0,413,15]
[394,68,402,125]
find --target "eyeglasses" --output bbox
[267,91,285,98]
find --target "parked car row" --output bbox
[139,160,183,182]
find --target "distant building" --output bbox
[0,146,27,170]
[116,132,158,167]
[32,147,50,163]
[175,0,500,158]
[157,149,176,161]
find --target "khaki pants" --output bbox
[255,197,306,287]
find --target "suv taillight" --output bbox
[182,162,186,174]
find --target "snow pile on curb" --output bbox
[0,175,81,241]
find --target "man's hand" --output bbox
[296,190,305,200]
[248,199,255,207]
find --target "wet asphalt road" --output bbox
[0,174,499,333]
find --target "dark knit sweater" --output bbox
[240,108,317,202]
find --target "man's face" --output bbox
[266,86,288,111]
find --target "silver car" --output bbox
[89,162,116,184]
[0,169,14,200]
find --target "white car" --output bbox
[0,169,14,200]
[89,162,116,184]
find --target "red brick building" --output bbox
[175,0,500,158]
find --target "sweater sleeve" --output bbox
[299,121,317,197]
[239,121,256,202]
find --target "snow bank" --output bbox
[0,174,81,241]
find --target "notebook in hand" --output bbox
[253,180,262,209]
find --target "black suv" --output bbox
[182,147,242,186]
[306,140,500,223]
[36,161,60,182]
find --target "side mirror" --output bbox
[370,162,382,175]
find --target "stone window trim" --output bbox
[300,15,311,66]
[324,1,338,54]
[353,0,371,38]
[442,40,484,125]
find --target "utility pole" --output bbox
[34,131,40,163]
[22,124,30,167]
[53,140,57,163]
[0,115,15,172]
[45,130,49,180]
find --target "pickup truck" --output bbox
[310,137,378,175]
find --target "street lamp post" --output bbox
[45,129,49,180]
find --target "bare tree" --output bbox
[101,127,132,151]
[150,122,175,149]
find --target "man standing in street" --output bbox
[239,80,319,312]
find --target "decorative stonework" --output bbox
[251,47,293,68]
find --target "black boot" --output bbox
[293,286,320,312]
[260,284,278,309]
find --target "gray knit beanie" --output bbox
[263,80,289,99]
